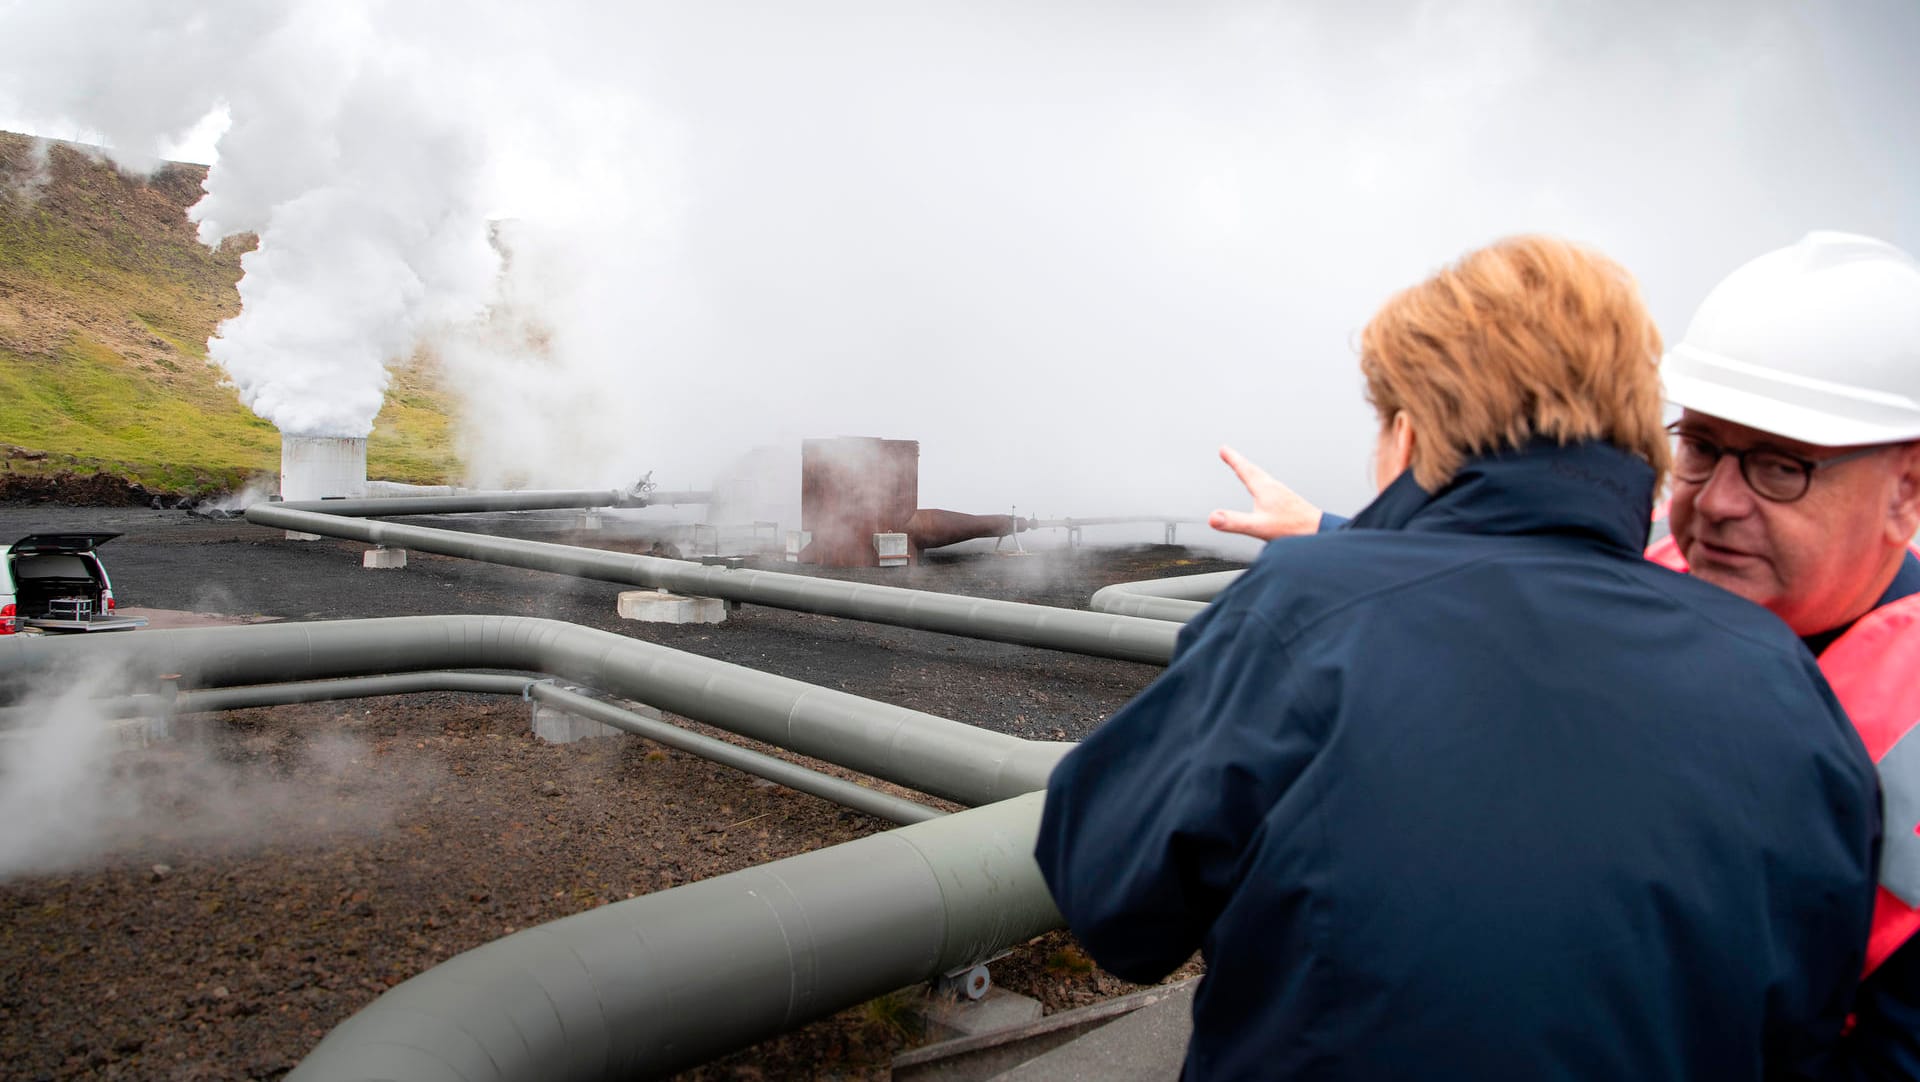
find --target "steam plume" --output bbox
[2,1,1915,525]
[0,0,499,439]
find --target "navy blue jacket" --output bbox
[1036,440,1880,1081]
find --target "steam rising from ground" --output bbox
[2,1,1916,524]
[0,674,134,874]
[0,671,419,879]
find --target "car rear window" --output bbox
[14,554,94,579]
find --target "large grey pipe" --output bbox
[274,488,710,518]
[244,504,1179,665]
[0,616,1065,807]
[1088,568,1243,623]
[288,790,1058,1082]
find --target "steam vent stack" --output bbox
[280,436,369,540]
[800,437,919,567]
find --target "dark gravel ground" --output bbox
[0,503,1237,1080]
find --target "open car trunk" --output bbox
[8,534,147,633]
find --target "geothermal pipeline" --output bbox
[0,491,1241,1078]
[0,617,1071,1079]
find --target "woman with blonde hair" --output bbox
[1035,237,1878,1080]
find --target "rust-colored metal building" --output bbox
[800,437,920,567]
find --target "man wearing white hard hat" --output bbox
[1652,232,1920,1080]
[1210,232,1920,1077]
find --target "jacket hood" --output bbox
[1348,439,1654,553]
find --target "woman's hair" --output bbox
[1359,235,1669,491]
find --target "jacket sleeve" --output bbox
[1033,605,1323,984]
[1317,512,1349,533]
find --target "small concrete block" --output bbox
[577,511,603,531]
[109,716,164,748]
[785,530,812,563]
[874,532,910,567]
[532,697,661,744]
[362,545,408,569]
[285,530,322,542]
[617,590,726,624]
[893,979,1197,1082]
[984,981,1196,1081]
[925,988,1045,1042]
[531,703,623,744]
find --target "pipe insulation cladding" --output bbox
[287,791,1059,1082]
[242,503,1180,665]
[0,616,1068,808]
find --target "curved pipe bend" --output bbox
[1088,568,1243,623]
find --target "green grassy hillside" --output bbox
[0,132,457,497]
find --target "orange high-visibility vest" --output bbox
[1649,535,1920,973]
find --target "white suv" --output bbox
[1,533,147,636]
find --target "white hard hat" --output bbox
[1663,231,1920,447]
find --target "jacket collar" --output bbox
[1347,439,1655,554]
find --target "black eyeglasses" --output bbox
[1667,423,1890,503]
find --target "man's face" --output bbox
[1667,410,1920,636]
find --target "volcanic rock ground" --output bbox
[0,502,1234,1080]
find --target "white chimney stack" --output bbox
[279,436,369,539]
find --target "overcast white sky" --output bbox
[0,104,226,164]
[2,0,1916,547]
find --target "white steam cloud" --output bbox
[0,669,416,878]
[2,1,1916,531]
[0,0,499,438]
[0,674,134,874]
[192,6,499,437]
